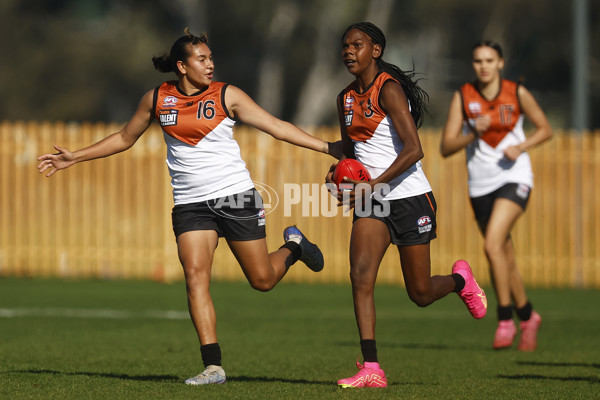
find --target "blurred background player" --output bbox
[38,28,340,385]
[440,40,553,351]
[328,22,487,388]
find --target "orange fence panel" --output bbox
[0,121,598,288]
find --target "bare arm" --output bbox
[373,80,424,186]
[224,85,341,158]
[37,90,155,177]
[503,85,553,161]
[440,91,477,158]
[325,96,353,184]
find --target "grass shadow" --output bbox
[228,375,331,385]
[497,360,600,384]
[498,374,599,383]
[517,361,600,369]
[7,368,180,383]
[334,340,458,351]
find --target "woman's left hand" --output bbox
[336,178,374,210]
[503,145,523,161]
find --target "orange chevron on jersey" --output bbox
[460,80,521,148]
[341,72,395,142]
[154,81,230,146]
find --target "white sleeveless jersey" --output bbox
[155,81,254,204]
[463,116,533,197]
[460,81,533,197]
[340,72,432,200]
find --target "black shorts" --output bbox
[171,189,266,240]
[470,183,531,231]
[353,191,437,246]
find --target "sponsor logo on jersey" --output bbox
[163,96,178,107]
[417,215,432,234]
[344,96,355,126]
[159,109,178,126]
[468,101,481,115]
[344,110,354,127]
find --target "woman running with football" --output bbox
[38,28,340,386]
[440,41,552,351]
[327,22,488,388]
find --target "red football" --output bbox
[332,159,371,188]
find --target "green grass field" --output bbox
[0,277,598,399]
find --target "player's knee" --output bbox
[483,239,503,258]
[349,267,372,290]
[183,263,209,288]
[248,272,276,292]
[407,289,433,308]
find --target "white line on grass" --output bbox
[0,308,189,320]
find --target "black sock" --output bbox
[279,241,302,268]
[497,305,513,321]
[201,343,221,367]
[515,301,533,321]
[452,273,465,292]
[360,339,378,363]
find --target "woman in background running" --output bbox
[440,40,552,351]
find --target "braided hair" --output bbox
[342,22,429,128]
[152,27,209,74]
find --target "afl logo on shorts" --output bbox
[163,96,178,107]
[516,184,530,199]
[417,216,432,234]
[468,101,481,115]
[257,209,266,226]
[418,216,431,226]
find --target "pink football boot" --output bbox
[338,360,387,388]
[518,311,542,351]
[493,319,517,349]
[452,260,487,319]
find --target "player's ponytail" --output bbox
[342,22,429,129]
[152,27,209,74]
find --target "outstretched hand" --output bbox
[37,145,76,177]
